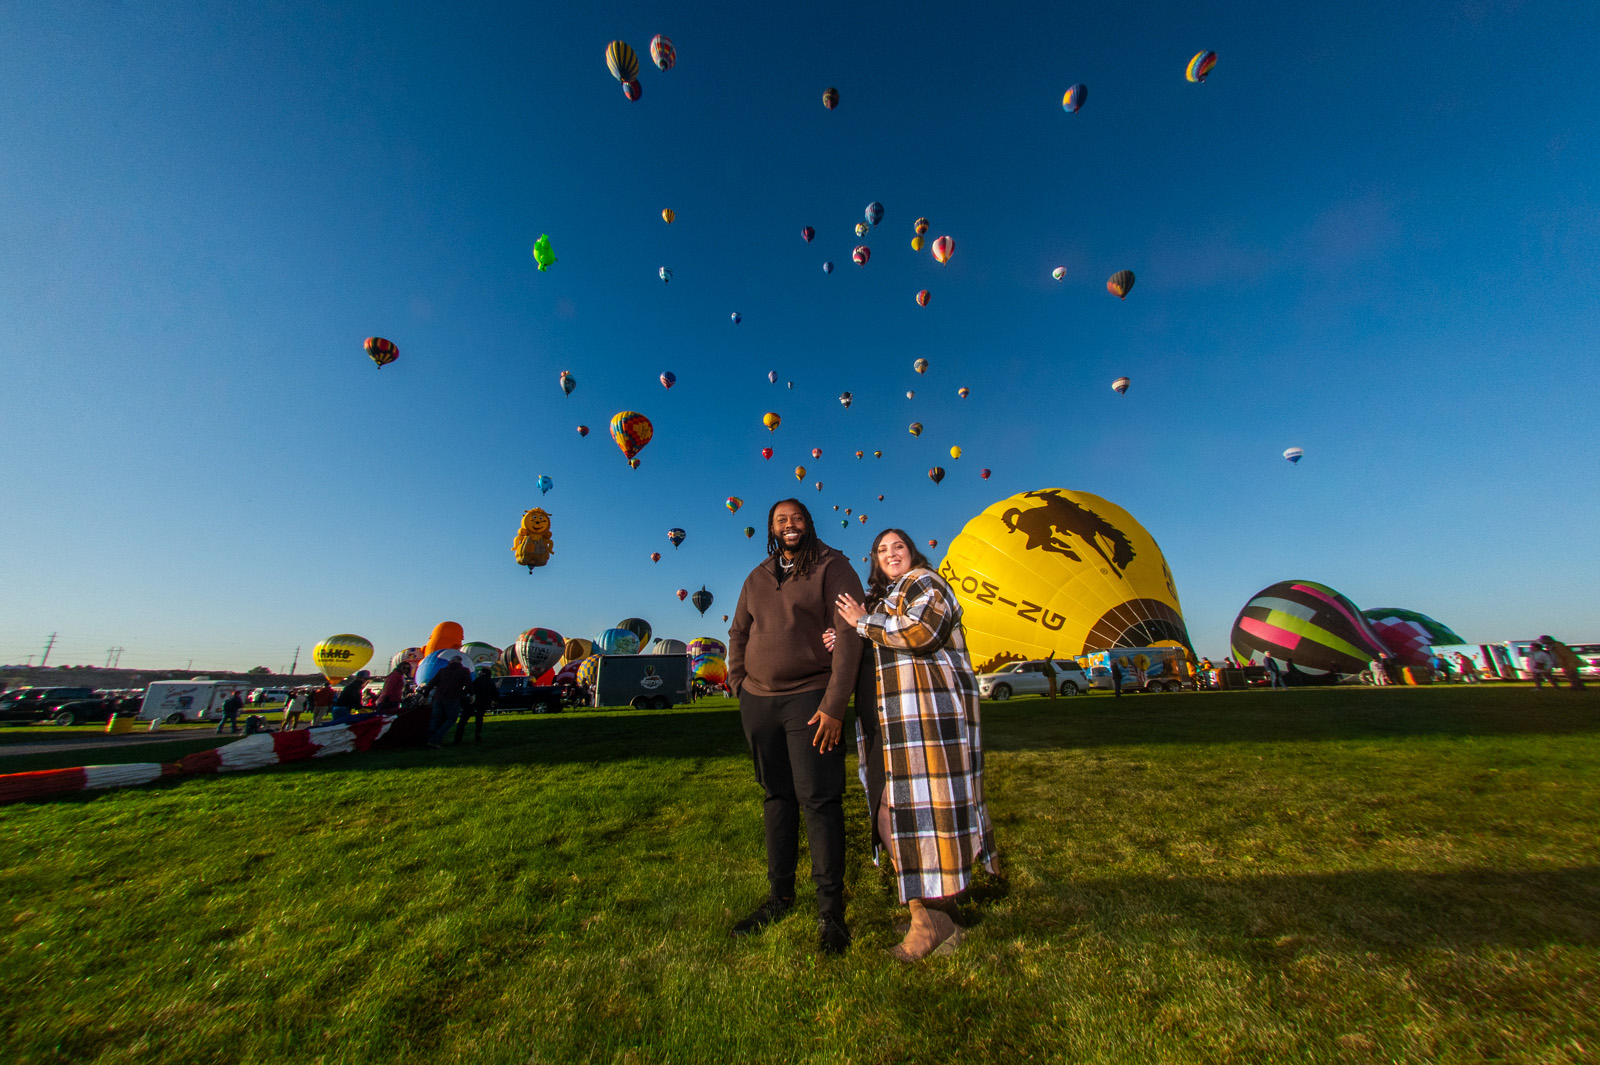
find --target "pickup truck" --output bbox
[491,676,563,714]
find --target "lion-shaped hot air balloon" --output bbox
[941,489,1194,672]
[313,634,374,685]
[513,508,554,570]
[1231,581,1391,678]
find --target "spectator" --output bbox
[1454,652,1480,683]
[1110,659,1124,698]
[375,663,410,713]
[1264,656,1285,690]
[457,666,497,743]
[333,671,370,722]
[310,682,334,726]
[1541,636,1585,690]
[422,656,473,748]
[281,688,309,730]
[1041,655,1058,700]
[1528,643,1555,689]
[215,689,244,734]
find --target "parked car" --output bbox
[47,694,143,727]
[0,687,97,723]
[249,688,289,706]
[492,675,563,714]
[976,660,1092,701]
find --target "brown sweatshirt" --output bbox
[727,544,865,720]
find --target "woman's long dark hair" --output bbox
[766,498,822,578]
[865,528,933,604]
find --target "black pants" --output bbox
[739,689,846,917]
[455,700,486,742]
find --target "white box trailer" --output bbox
[139,680,245,724]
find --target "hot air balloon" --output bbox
[1186,50,1217,83]
[532,234,558,271]
[909,423,923,436]
[1361,608,1465,668]
[691,587,714,616]
[743,526,755,538]
[676,588,688,601]
[839,391,853,408]
[911,236,924,252]
[650,34,675,71]
[536,474,553,495]
[845,508,852,515]
[559,370,576,397]
[1112,377,1130,395]
[595,627,641,655]
[1052,267,1066,281]
[515,628,565,677]
[610,411,654,461]
[365,337,398,368]
[1062,84,1087,112]
[928,540,938,548]
[313,634,374,685]
[860,514,869,523]
[661,207,675,224]
[801,226,815,243]
[1107,270,1135,299]
[794,466,806,480]
[513,508,554,570]
[416,648,472,687]
[650,552,661,562]
[815,482,823,491]
[914,358,929,374]
[761,447,773,460]
[855,450,863,459]
[660,370,676,390]
[622,79,642,101]
[823,261,834,274]
[561,638,593,666]
[916,289,930,307]
[628,458,640,469]
[726,496,743,514]
[928,467,945,484]
[958,387,970,398]
[980,469,991,480]
[811,447,823,459]
[950,446,962,459]
[659,266,672,283]
[617,618,653,648]
[730,311,741,325]
[767,370,778,383]
[763,412,781,432]
[390,647,425,674]
[422,622,465,659]
[914,218,930,235]
[822,87,839,109]
[873,451,882,459]
[932,236,954,264]
[906,391,915,399]
[577,425,589,437]
[841,519,847,527]
[944,488,1195,671]
[606,41,639,83]
[865,202,884,227]
[668,528,686,549]
[853,246,870,267]
[1231,581,1387,678]
[1283,447,1304,464]
[856,222,869,238]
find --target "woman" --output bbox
[833,528,999,961]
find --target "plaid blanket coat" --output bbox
[854,567,999,902]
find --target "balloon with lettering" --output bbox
[1230,581,1391,678]
[313,634,374,684]
[365,337,398,368]
[942,488,1194,671]
[1283,447,1304,464]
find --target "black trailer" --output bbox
[592,654,691,709]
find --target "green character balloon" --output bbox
[532,234,557,272]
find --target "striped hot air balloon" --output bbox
[916,289,930,307]
[932,235,954,264]
[1283,447,1304,464]
[1231,580,1390,677]
[853,246,870,267]
[928,467,945,484]
[1186,50,1217,83]
[914,217,930,235]
[606,41,639,83]
[364,337,398,368]
[650,34,675,71]
[1112,377,1131,394]
[822,87,839,110]
[801,226,815,243]
[1107,270,1135,299]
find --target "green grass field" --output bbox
[3,686,1597,1064]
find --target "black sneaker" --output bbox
[818,912,851,955]
[730,896,793,936]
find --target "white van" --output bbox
[138,680,245,724]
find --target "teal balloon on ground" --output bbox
[595,628,640,655]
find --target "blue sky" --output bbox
[2,1,1597,671]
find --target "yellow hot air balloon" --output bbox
[763,412,781,432]
[662,208,675,224]
[940,488,1192,672]
[950,445,962,459]
[911,235,924,252]
[795,465,806,481]
[313,634,375,684]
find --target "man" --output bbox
[1041,655,1058,700]
[333,670,370,721]
[1264,656,1285,690]
[1110,658,1124,698]
[215,689,244,734]
[458,666,497,743]
[421,656,473,748]
[727,498,865,956]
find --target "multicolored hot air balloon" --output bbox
[1186,50,1217,83]
[628,458,640,469]
[577,425,589,437]
[365,337,398,368]
[763,412,781,432]
[560,370,576,397]
[1361,608,1465,667]
[667,528,686,549]
[691,587,714,616]
[1283,447,1304,464]
[622,80,641,101]
[914,358,929,374]
[794,465,806,481]
[595,627,641,655]
[1052,267,1066,281]
[958,387,970,398]
[606,40,639,83]
[1062,84,1087,112]
[909,422,923,437]
[873,451,882,459]
[932,236,954,264]
[1112,377,1131,395]
[730,312,741,325]
[856,222,869,238]
[743,526,755,538]
[855,450,863,459]
[1107,270,1135,299]
[610,411,653,461]
[914,218,930,236]
[516,628,565,677]
[853,246,870,267]
[928,540,938,549]
[980,468,991,480]
[839,392,853,408]
[801,226,815,243]
[650,34,675,71]
[536,474,553,495]
[928,467,945,484]
[661,207,675,224]
[822,87,839,110]
[916,289,930,307]
[1231,581,1388,677]
[659,266,672,283]
[676,589,688,601]
[660,370,676,390]
[761,447,773,460]
[726,496,743,514]
[865,202,884,227]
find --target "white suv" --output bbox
[977,660,1091,700]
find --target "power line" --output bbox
[39,633,57,668]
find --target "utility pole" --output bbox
[289,646,300,675]
[105,647,116,667]
[40,633,57,668]
[112,647,123,668]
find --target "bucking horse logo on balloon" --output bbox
[1000,490,1136,578]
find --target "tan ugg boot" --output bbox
[890,899,963,962]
